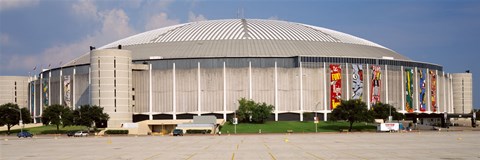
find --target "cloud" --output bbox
[188,11,207,22]
[0,33,10,45]
[145,12,180,30]
[72,0,99,21]
[0,0,39,11]
[268,16,280,20]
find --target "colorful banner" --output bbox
[430,70,437,112]
[419,69,426,112]
[64,75,71,107]
[330,64,342,110]
[42,78,49,106]
[370,65,381,105]
[351,64,363,100]
[405,68,414,113]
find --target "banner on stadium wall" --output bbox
[42,78,49,106]
[351,64,363,100]
[330,64,342,109]
[419,69,426,112]
[430,70,437,112]
[64,75,71,107]
[405,68,414,113]
[370,65,381,105]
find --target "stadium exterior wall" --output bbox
[23,52,462,127]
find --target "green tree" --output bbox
[371,102,405,122]
[41,104,73,133]
[331,99,373,132]
[235,98,274,123]
[73,105,109,131]
[0,103,32,135]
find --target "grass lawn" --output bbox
[220,121,376,134]
[0,125,87,135]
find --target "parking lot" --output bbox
[1,131,480,160]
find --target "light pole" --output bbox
[9,107,23,133]
[315,102,321,133]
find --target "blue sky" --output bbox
[0,0,479,108]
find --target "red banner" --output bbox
[330,64,342,110]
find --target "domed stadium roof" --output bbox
[66,19,409,66]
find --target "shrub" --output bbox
[105,130,129,134]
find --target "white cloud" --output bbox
[188,11,207,22]
[0,0,39,11]
[0,33,10,45]
[72,0,99,21]
[268,16,280,20]
[145,12,180,30]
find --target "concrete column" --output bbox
[415,67,419,112]
[40,73,43,115]
[274,61,278,121]
[48,71,51,106]
[346,63,349,100]
[323,62,328,121]
[385,65,389,104]
[427,69,430,113]
[73,67,76,109]
[366,64,370,110]
[88,66,91,105]
[299,61,303,121]
[436,70,439,113]
[149,64,153,120]
[32,78,36,123]
[401,66,405,113]
[197,62,201,116]
[248,61,252,99]
[173,63,176,120]
[223,62,227,121]
[443,72,446,113]
[59,69,62,105]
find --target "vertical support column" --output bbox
[248,61,252,99]
[401,66,405,113]
[88,67,91,105]
[40,74,43,116]
[415,67,419,112]
[346,63,349,100]
[366,64,371,110]
[436,70,439,113]
[32,77,36,123]
[48,71,51,106]
[299,61,304,121]
[173,63,176,120]
[449,75,454,113]
[59,69,62,105]
[197,62,201,116]
[73,67,76,109]
[223,62,227,121]
[427,69,431,113]
[443,72,446,113]
[149,64,153,120]
[274,61,278,121]
[385,65,389,104]
[323,62,328,121]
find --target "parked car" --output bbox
[17,131,33,138]
[172,129,183,136]
[74,131,89,137]
[66,131,76,137]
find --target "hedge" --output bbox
[105,130,129,134]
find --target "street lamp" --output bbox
[9,107,23,133]
[314,102,321,133]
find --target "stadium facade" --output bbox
[1,19,473,128]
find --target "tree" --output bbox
[41,104,73,133]
[331,99,373,132]
[371,102,405,122]
[235,98,274,123]
[0,103,32,135]
[73,105,109,131]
